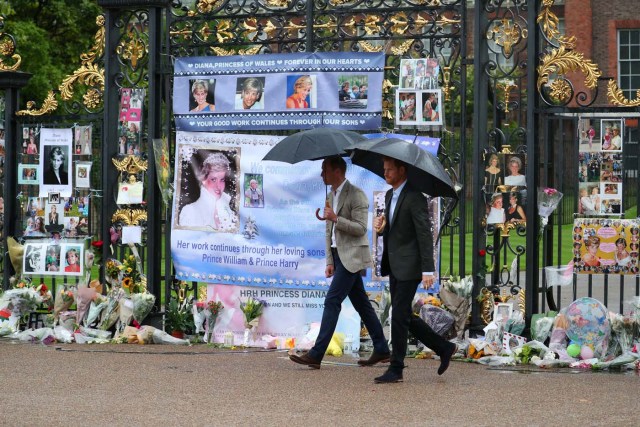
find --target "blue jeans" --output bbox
[308,248,389,360]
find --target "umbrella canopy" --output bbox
[345,137,458,199]
[262,127,366,163]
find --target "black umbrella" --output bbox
[262,127,366,163]
[345,137,458,199]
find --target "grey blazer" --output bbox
[325,180,373,273]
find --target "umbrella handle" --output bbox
[373,215,386,233]
[315,208,327,221]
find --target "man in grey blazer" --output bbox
[372,157,457,384]
[290,156,389,369]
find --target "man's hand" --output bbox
[323,206,337,223]
[325,265,334,278]
[421,274,434,290]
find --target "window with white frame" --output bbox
[618,29,640,100]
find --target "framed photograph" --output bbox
[174,146,241,233]
[419,90,442,125]
[75,161,92,188]
[48,192,60,204]
[493,302,513,323]
[243,173,264,208]
[600,119,623,152]
[18,164,38,185]
[395,91,417,124]
[502,332,527,355]
[395,89,443,126]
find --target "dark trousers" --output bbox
[389,274,453,373]
[309,248,389,360]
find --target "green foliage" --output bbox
[3,0,102,106]
[164,299,192,333]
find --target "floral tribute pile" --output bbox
[454,296,640,371]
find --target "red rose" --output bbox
[92,240,104,248]
[479,249,486,257]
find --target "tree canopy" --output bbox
[1,0,102,106]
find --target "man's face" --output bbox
[250,181,257,190]
[203,170,226,197]
[242,89,260,109]
[321,160,335,186]
[383,159,404,188]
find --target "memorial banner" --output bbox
[206,283,360,349]
[170,132,441,292]
[172,52,385,131]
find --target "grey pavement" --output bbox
[1,341,637,426]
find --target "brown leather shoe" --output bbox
[357,352,391,366]
[289,351,321,369]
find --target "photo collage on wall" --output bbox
[118,88,145,156]
[482,152,527,225]
[396,58,443,126]
[18,124,94,239]
[577,118,624,216]
[572,218,640,275]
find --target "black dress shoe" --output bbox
[357,352,391,366]
[437,344,458,375]
[374,370,403,384]
[289,351,321,369]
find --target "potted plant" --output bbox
[164,299,191,339]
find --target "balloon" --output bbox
[567,343,581,358]
[580,345,594,360]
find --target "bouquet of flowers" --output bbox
[0,287,43,331]
[75,287,98,325]
[204,300,224,343]
[240,297,264,346]
[85,294,108,327]
[98,288,124,330]
[132,292,156,325]
[538,187,563,234]
[53,288,76,321]
[105,258,123,288]
[440,275,474,340]
[152,137,174,209]
[193,301,206,335]
[609,312,636,354]
[35,283,54,311]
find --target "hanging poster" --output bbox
[38,128,73,198]
[74,125,93,156]
[172,52,385,131]
[23,242,84,276]
[577,118,624,216]
[118,88,145,155]
[572,218,640,275]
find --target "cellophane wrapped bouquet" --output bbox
[204,300,224,343]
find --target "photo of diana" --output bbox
[178,149,239,232]
[235,77,265,110]
[189,79,216,113]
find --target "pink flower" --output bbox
[543,188,558,195]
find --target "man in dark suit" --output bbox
[372,157,457,384]
[289,156,389,369]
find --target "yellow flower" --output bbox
[118,265,124,270]
[122,278,132,290]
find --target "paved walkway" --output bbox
[0,341,637,426]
